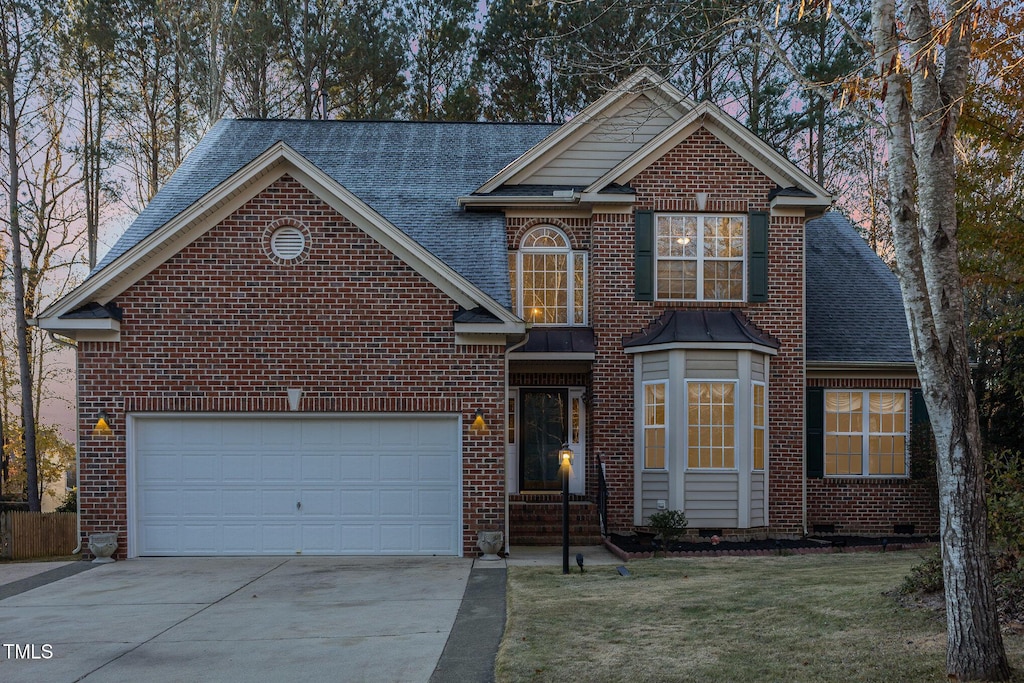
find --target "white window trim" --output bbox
[684,378,739,472]
[824,389,910,478]
[654,213,747,302]
[511,225,588,326]
[752,380,767,472]
[642,380,668,471]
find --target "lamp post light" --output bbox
[559,444,574,575]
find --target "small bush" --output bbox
[900,548,944,595]
[647,509,688,548]
[56,488,77,513]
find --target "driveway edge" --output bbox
[430,564,506,683]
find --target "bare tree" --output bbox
[0,0,51,511]
[871,0,1009,678]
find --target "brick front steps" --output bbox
[509,494,603,545]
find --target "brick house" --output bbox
[37,69,937,559]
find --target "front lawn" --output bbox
[497,552,1024,682]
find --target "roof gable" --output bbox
[38,140,526,333]
[586,101,831,206]
[476,68,693,194]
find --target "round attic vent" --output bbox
[269,226,306,261]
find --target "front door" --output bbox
[520,389,567,491]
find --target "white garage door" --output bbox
[132,415,461,556]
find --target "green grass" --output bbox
[496,552,1024,682]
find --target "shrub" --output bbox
[900,548,944,595]
[647,509,688,550]
[56,488,77,513]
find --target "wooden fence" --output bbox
[0,511,78,560]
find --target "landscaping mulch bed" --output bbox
[605,532,938,560]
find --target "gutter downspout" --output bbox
[503,328,530,557]
[48,331,82,554]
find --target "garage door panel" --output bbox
[223,525,259,553]
[139,488,180,517]
[380,525,414,551]
[379,422,415,447]
[182,525,220,552]
[299,421,338,447]
[181,454,218,482]
[378,490,415,516]
[339,489,375,516]
[134,416,460,556]
[222,489,259,516]
[222,455,257,482]
[419,490,457,516]
[140,454,179,482]
[340,525,375,552]
[419,454,455,481]
[379,454,414,482]
[259,489,299,516]
[339,454,374,482]
[140,525,179,554]
[182,422,220,447]
[300,454,336,482]
[260,454,296,482]
[420,525,456,551]
[181,489,220,516]
[299,489,336,515]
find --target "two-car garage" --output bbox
[130,415,462,557]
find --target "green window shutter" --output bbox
[911,388,930,427]
[748,212,769,303]
[806,387,824,478]
[910,388,933,480]
[635,210,654,301]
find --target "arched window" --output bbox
[509,226,586,325]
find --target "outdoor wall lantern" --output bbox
[93,410,112,437]
[559,444,574,467]
[470,409,489,434]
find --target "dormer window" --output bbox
[509,226,587,325]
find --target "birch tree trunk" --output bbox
[871,0,1009,678]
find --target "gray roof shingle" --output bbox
[93,120,912,368]
[805,212,913,364]
[95,119,559,307]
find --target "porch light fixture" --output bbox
[93,410,112,437]
[559,444,574,466]
[470,409,489,434]
[695,192,709,211]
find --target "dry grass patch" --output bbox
[497,552,1024,682]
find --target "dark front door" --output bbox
[520,388,567,491]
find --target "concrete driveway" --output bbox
[0,556,473,683]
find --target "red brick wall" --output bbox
[587,129,808,534]
[76,175,506,558]
[806,376,939,534]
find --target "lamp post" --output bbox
[559,444,573,575]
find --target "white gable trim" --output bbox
[38,143,523,334]
[474,68,693,194]
[585,101,832,206]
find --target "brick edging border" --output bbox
[602,537,937,561]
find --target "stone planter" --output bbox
[476,531,503,560]
[90,532,118,563]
